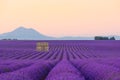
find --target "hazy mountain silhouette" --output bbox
[0,27,55,40]
[57,36,93,40]
[0,26,94,40]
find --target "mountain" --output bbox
[58,36,93,40]
[0,27,55,40]
[0,27,94,40]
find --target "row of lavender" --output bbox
[0,59,120,80]
[0,40,120,60]
[0,40,120,80]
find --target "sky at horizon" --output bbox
[0,0,120,37]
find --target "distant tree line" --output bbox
[2,39,18,40]
[95,36,115,40]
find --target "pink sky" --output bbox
[0,0,120,37]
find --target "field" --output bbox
[0,40,120,80]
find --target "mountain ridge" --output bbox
[0,27,118,40]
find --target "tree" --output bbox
[95,36,109,40]
[110,37,115,40]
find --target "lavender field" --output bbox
[0,40,120,80]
